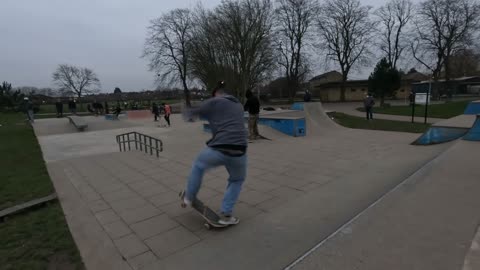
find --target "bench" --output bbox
[0,193,57,222]
[67,116,88,131]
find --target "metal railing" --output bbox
[116,132,163,157]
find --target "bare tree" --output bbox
[375,0,413,69]
[275,0,319,102]
[316,0,374,101]
[190,5,235,92]
[211,0,275,99]
[143,9,194,106]
[448,48,480,77]
[411,0,480,96]
[52,64,100,98]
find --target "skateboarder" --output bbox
[181,81,248,225]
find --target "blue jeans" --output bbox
[185,147,247,215]
[27,110,34,123]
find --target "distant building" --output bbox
[412,76,480,96]
[309,70,429,102]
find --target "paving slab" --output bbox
[130,214,179,240]
[145,226,200,259]
[114,234,150,259]
[128,251,159,270]
[103,220,132,240]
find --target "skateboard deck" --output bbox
[179,191,229,229]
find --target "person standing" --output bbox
[244,90,260,140]
[408,91,415,107]
[163,103,171,126]
[364,93,375,120]
[180,81,248,225]
[23,97,34,123]
[152,102,160,122]
[68,98,77,115]
[114,103,122,118]
[303,89,312,102]
[55,99,63,118]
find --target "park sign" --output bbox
[411,81,432,105]
[415,93,431,105]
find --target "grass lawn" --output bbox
[0,113,84,270]
[328,112,430,133]
[357,99,475,119]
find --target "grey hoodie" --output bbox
[187,94,248,150]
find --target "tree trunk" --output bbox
[288,79,297,103]
[77,92,84,109]
[444,56,452,98]
[182,81,191,107]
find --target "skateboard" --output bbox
[179,191,234,230]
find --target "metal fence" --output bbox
[116,132,163,157]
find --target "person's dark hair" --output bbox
[212,80,226,96]
[245,90,253,98]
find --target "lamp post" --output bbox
[424,78,431,124]
[411,91,416,123]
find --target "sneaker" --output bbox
[179,190,192,208]
[219,214,240,225]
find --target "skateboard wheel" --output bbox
[204,223,211,230]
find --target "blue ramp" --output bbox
[412,127,469,145]
[257,117,306,137]
[291,102,305,111]
[463,115,480,141]
[464,100,480,115]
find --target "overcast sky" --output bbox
[1,0,412,92]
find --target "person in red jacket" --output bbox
[162,103,171,126]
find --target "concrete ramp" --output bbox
[412,114,476,145]
[303,102,341,136]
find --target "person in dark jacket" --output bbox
[23,97,34,123]
[180,81,247,225]
[303,90,312,102]
[68,98,77,115]
[55,99,63,118]
[114,103,122,118]
[364,93,375,120]
[244,90,260,140]
[152,102,160,121]
[105,101,110,114]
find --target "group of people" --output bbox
[87,101,108,116]
[54,98,78,118]
[151,102,172,126]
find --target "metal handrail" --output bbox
[116,132,163,157]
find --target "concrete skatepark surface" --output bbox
[33,103,480,270]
